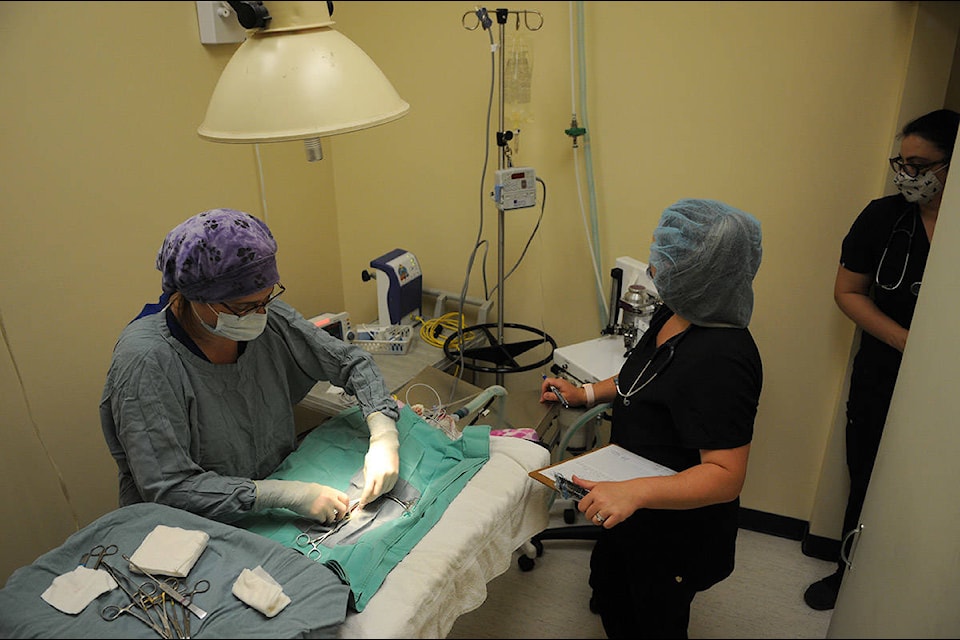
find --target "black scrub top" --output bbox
[840,194,928,369]
[612,305,762,473]
[599,304,762,590]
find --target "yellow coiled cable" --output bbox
[416,312,475,349]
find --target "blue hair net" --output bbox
[649,199,762,328]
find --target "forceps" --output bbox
[384,494,417,513]
[122,554,208,621]
[100,578,166,638]
[101,597,168,638]
[296,503,359,558]
[80,543,117,569]
[137,581,176,639]
[296,525,342,559]
[161,578,185,639]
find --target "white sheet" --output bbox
[337,434,552,639]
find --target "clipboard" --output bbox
[529,443,677,496]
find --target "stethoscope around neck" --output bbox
[875,208,921,296]
[615,327,690,406]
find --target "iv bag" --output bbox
[504,30,534,127]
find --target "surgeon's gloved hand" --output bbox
[359,411,400,508]
[253,479,349,523]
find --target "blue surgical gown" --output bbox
[99,300,398,523]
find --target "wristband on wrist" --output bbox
[582,383,595,408]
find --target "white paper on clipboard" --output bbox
[529,444,676,493]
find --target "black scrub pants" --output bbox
[589,523,713,639]
[839,358,899,571]
[592,572,697,639]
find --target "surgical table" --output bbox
[0,404,551,639]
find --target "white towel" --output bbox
[41,566,118,614]
[128,525,209,578]
[232,566,291,617]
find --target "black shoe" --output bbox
[804,569,843,611]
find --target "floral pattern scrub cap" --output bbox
[156,208,280,303]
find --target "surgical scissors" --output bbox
[182,578,209,639]
[163,577,209,639]
[80,543,117,570]
[181,579,210,601]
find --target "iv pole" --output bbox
[447,7,555,386]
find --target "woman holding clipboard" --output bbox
[540,198,763,639]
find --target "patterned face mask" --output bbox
[893,167,947,204]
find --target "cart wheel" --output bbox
[518,554,536,571]
[564,507,577,524]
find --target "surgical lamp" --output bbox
[198,1,410,161]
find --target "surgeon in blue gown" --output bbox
[100,208,400,524]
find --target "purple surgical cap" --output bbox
[156,208,279,303]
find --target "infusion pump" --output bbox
[309,312,354,342]
[493,167,537,210]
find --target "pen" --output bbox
[543,375,570,409]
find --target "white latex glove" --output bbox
[253,479,348,523]
[359,411,400,507]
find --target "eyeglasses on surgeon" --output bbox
[220,283,285,317]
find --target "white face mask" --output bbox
[194,304,269,341]
[893,168,946,204]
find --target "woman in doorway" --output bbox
[804,108,960,610]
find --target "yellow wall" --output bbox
[330,0,918,524]
[0,1,345,581]
[0,1,938,584]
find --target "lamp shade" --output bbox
[198,2,409,143]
